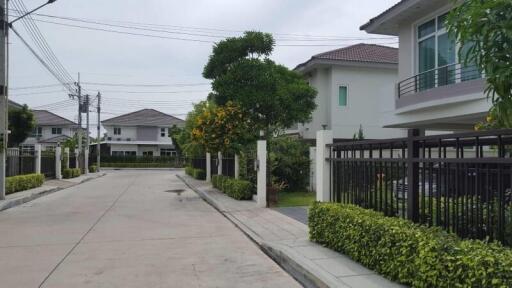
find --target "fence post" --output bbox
[257,140,267,208]
[309,146,316,192]
[234,154,240,179]
[75,149,80,171]
[56,145,62,180]
[407,129,423,222]
[64,147,70,169]
[84,148,89,175]
[218,152,222,175]
[35,144,42,174]
[316,130,333,202]
[206,152,211,182]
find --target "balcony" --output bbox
[396,63,485,110]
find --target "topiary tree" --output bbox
[8,105,35,147]
[203,31,317,138]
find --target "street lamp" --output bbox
[9,0,57,26]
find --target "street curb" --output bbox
[0,173,107,212]
[177,174,334,288]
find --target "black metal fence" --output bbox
[41,151,56,178]
[69,151,77,169]
[6,148,36,177]
[398,63,483,98]
[328,129,512,245]
[211,154,218,175]
[222,154,236,177]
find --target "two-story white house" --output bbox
[361,0,489,131]
[101,109,184,156]
[21,110,78,151]
[293,43,406,140]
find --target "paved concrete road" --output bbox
[0,171,300,288]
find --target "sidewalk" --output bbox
[0,172,106,212]
[178,173,404,288]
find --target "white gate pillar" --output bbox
[84,148,89,175]
[55,145,62,180]
[206,152,212,182]
[234,154,240,179]
[309,146,316,192]
[257,140,267,208]
[35,144,42,174]
[218,152,222,175]
[64,147,70,169]
[316,130,333,202]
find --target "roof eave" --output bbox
[360,0,420,36]
[295,58,398,74]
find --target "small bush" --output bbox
[185,166,194,176]
[223,178,252,200]
[6,174,45,195]
[63,168,81,179]
[309,203,512,287]
[89,165,97,173]
[192,168,206,180]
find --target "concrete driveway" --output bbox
[0,170,299,288]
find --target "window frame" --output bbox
[113,127,122,135]
[338,85,348,107]
[160,128,166,137]
[51,127,62,135]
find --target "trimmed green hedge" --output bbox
[6,174,45,195]
[101,163,173,168]
[185,166,206,180]
[89,165,97,173]
[63,168,81,179]
[212,175,252,200]
[309,203,512,288]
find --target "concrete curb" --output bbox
[0,173,107,212]
[177,174,335,288]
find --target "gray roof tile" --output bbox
[101,109,185,127]
[33,110,77,126]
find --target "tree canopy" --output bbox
[8,105,35,147]
[447,0,512,128]
[203,31,317,137]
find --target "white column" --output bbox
[206,152,211,182]
[234,154,240,179]
[35,144,42,174]
[316,130,333,202]
[55,146,62,180]
[64,147,70,169]
[84,148,89,175]
[217,152,222,175]
[309,146,316,192]
[257,140,267,208]
[75,149,80,170]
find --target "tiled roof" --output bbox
[39,135,72,144]
[102,109,185,126]
[312,43,398,64]
[33,110,76,126]
[360,0,410,31]
[295,43,398,71]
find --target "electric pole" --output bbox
[85,93,90,174]
[96,92,101,172]
[0,0,7,200]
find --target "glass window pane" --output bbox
[418,36,436,90]
[437,33,455,67]
[338,86,347,106]
[437,12,449,31]
[418,19,435,39]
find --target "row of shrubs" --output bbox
[6,174,45,195]
[89,165,97,173]
[309,202,512,287]
[185,166,206,180]
[63,168,81,179]
[101,163,174,168]
[212,175,252,200]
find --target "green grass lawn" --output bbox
[277,191,315,207]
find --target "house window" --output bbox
[338,86,348,107]
[52,127,62,135]
[114,127,121,135]
[160,128,166,137]
[417,12,456,90]
[160,148,175,156]
[143,151,153,157]
[32,127,42,137]
[124,151,136,156]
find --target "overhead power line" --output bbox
[9,83,69,90]
[82,81,210,87]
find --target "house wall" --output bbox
[104,125,173,144]
[300,65,405,140]
[104,126,137,140]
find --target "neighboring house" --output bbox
[361,0,489,130]
[8,100,24,110]
[292,43,406,140]
[21,110,78,151]
[101,109,184,156]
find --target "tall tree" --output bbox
[447,1,512,128]
[203,31,317,137]
[8,105,35,147]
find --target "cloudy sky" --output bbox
[8,0,398,129]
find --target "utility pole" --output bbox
[0,0,7,200]
[96,92,101,171]
[69,73,83,170]
[85,93,90,174]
